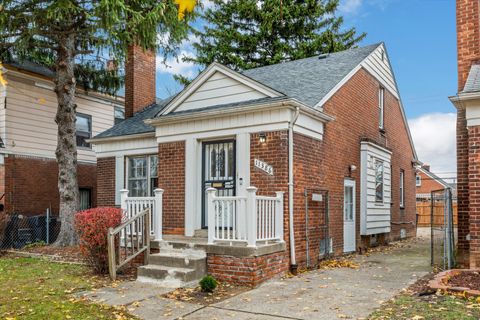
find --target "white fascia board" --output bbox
[159,62,284,116]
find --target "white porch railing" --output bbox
[206,186,284,247]
[120,189,164,241]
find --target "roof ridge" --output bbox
[242,43,382,74]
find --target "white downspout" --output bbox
[288,107,300,271]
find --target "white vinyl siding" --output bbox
[361,44,399,99]
[0,84,6,145]
[4,75,120,162]
[360,141,392,235]
[175,71,268,112]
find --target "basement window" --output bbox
[76,113,92,149]
[127,155,158,197]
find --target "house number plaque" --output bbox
[254,159,274,175]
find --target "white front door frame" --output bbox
[184,132,250,236]
[343,178,356,253]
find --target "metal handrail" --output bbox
[107,208,151,280]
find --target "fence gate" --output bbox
[304,189,330,269]
[430,188,456,270]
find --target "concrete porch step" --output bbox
[149,251,207,271]
[137,265,201,284]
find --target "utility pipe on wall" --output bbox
[288,107,300,272]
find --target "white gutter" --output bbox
[288,107,300,270]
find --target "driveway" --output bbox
[82,236,431,320]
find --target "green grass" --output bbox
[0,255,136,320]
[369,294,480,320]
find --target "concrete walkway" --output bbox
[81,236,431,320]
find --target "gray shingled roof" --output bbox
[93,44,380,139]
[6,60,55,78]
[463,64,480,93]
[242,43,381,106]
[94,99,169,139]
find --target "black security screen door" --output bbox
[202,140,236,228]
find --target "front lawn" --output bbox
[369,294,480,320]
[0,254,136,320]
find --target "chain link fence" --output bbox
[430,188,456,270]
[0,209,61,249]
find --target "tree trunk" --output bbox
[54,35,80,246]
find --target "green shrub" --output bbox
[199,275,217,292]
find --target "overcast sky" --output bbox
[155,0,458,181]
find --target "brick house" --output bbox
[416,165,455,201]
[449,0,480,268]
[0,61,124,217]
[92,43,418,286]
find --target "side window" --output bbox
[375,159,384,203]
[416,174,421,186]
[114,106,125,125]
[379,87,385,130]
[76,113,92,148]
[400,169,405,208]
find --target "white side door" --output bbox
[343,179,356,253]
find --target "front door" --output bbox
[202,140,236,228]
[343,179,356,252]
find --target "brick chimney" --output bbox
[124,45,156,118]
[457,0,480,91]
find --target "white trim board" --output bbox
[159,63,283,115]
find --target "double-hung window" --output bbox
[375,159,384,203]
[76,113,92,148]
[114,106,125,125]
[127,155,158,197]
[400,169,405,208]
[379,87,385,130]
[416,174,421,186]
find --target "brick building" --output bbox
[0,61,124,217]
[416,165,455,201]
[449,0,480,268]
[92,43,418,286]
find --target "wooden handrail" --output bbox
[107,208,151,281]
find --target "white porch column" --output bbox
[206,188,217,244]
[275,191,285,242]
[115,156,125,205]
[185,138,197,236]
[120,189,128,212]
[236,133,251,197]
[153,188,164,241]
[246,186,258,247]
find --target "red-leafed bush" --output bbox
[75,207,122,274]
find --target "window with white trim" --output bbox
[127,155,158,197]
[375,159,384,203]
[400,169,405,208]
[114,106,125,125]
[76,113,91,148]
[379,87,385,130]
[416,174,421,186]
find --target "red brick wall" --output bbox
[457,107,470,266]
[468,126,480,268]
[322,68,417,251]
[207,251,289,286]
[97,157,116,207]
[416,170,446,195]
[457,0,480,91]
[4,155,97,216]
[158,141,185,235]
[292,133,326,268]
[124,45,156,118]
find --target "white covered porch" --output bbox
[120,186,285,248]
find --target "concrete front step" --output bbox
[149,251,207,272]
[137,238,208,287]
[137,265,201,284]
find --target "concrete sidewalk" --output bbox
[81,236,431,320]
